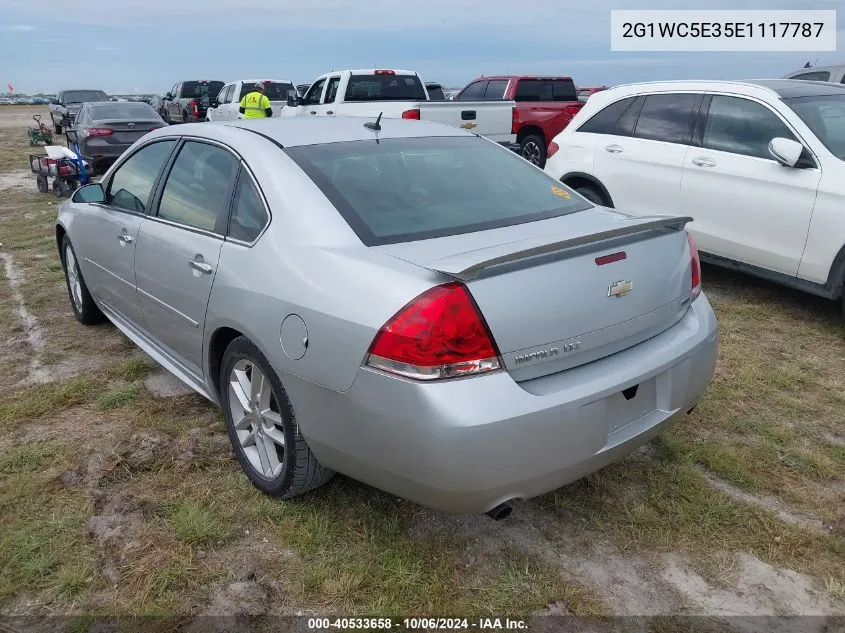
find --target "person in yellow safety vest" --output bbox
[239,82,273,119]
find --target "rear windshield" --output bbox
[88,103,160,120]
[344,74,426,102]
[285,136,590,246]
[515,79,577,102]
[64,91,108,104]
[182,81,225,99]
[238,82,294,101]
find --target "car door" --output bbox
[300,77,327,116]
[134,139,239,376]
[71,139,178,326]
[213,84,234,121]
[679,94,821,276]
[590,92,701,216]
[169,83,181,120]
[322,76,341,115]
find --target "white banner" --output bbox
[610,10,837,51]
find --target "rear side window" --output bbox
[792,71,831,82]
[633,93,700,144]
[285,136,591,246]
[577,97,636,134]
[344,74,426,101]
[703,95,797,159]
[107,141,177,213]
[484,80,509,100]
[514,79,577,102]
[229,173,268,243]
[157,142,238,233]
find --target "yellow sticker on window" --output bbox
[551,186,571,199]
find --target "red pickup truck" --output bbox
[451,75,584,167]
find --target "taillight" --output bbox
[401,109,420,120]
[688,231,702,301]
[511,107,519,135]
[191,100,199,116]
[83,128,113,137]
[366,282,501,381]
[547,141,559,159]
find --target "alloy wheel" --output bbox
[228,359,286,479]
[522,141,542,165]
[64,245,83,312]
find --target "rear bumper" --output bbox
[81,139,132,160]
[286,295,718,514]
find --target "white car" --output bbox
[206,79,296,121]
[545,79,845,312]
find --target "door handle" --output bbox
[326,110,334,115]
[117,233,133,244]
[604,144,623,153]
[188,259,213,274]
[310,110,316,115]
[692,157,716,167]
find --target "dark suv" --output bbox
[163,80,225,124]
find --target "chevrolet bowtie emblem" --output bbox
[461,122,477,129]
[608,280,633,298]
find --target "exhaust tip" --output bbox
[486,503,513,521]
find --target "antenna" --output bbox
[364,111,383,132]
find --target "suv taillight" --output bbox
[688,231,702,301]
[547,141,559,159]
[401,109,420,120]
[365,282,501,381]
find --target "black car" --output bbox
[69,101,166,173]
[163,80,225,124]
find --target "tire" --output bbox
[52,179,63,198]
[575,185,610,207]
[520,134,547,168]
[36,175,48,193]
[182,110,190,124]
[220,336,334,499]
[54,124,62,135]
[61,236,105,325]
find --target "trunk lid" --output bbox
[378,208,694,381]
[92,120,163,143]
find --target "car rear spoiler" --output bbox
[425,215,693,281]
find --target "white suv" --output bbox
[545,79,845,311]
[206,79,296,121]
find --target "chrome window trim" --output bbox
[224,159,272,248]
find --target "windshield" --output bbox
[239,82,294,101]
[344,74,426,102]
[88,103,160,120]
[182,81,225,99]
[784,94,845,159]
[285,136,590,246]
[64,91,108,104]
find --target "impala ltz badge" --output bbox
[608,280,633,298]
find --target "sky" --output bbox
[0,0,842,94]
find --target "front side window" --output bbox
[107,140,177,213]
[633,93,700,144]
[784,93,845,160]
[229,173,268,242]
[457,81,486,101]
[157,142,238,232]
[577,97,636,134]
[703,95,797,159]
[302,79,325,106]
[285,136,591,246]
[793,71,831,82]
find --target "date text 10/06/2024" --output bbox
[307,618,528,630]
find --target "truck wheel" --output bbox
[520,134,547,168]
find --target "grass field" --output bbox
[0,105,842,626]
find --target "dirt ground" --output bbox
[0,105,843,630]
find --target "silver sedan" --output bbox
[56,117,718,516]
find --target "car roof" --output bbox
[785,64,844,75]
[597,79,845,101]
[142,117,471,148]
[238,78,295,84]
[745,79,845,98]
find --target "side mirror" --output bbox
[768,137,804,167]
[210,99,219,108]
[72,183,105,204]
[286,89,300,107]
[165,93,173,100]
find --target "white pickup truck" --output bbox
[284,69,517,146]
